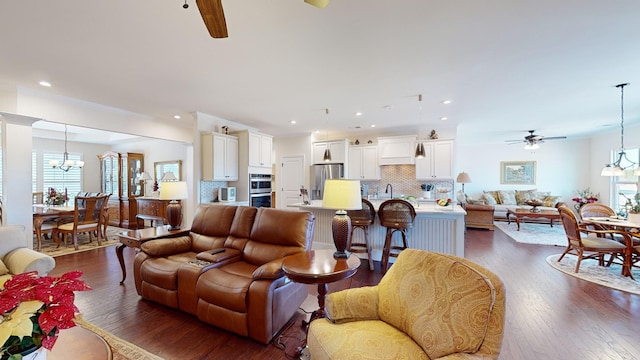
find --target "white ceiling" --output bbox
[2,0,640,145]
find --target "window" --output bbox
[611,147,640,214]
[42,151,83,204]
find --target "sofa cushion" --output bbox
[0,259,9,276]
[378,250,496,359]
[483,191,499,205]
[498,190,517,205]
[541,195,560,207]
[515,189,537,205]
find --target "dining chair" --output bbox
[378,199,416,274]
[56,194,110,250]
[346,198,376,271]
[557,205,626,273]
[578,203,627,242]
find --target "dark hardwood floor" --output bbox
[50,226,640,359]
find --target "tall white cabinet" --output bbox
[248,132,273,169]
[415,140,454,179]
[201,132,239,181]
[348,145,380,180]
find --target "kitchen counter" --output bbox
[288,200,466,259]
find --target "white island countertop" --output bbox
[289,199,466,259]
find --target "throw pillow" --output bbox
[515,189,537,205]
[542,195,560,207]
[535,191,550,200]
[482,191,498,205]
[498,190,517,205]
[0,259,9,276]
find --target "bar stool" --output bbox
[378,199,416,274]
[346,198,376,271]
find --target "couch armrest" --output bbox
[464,204,495,211]
[325,286,380,323]
[253,259,285,280]
[3,248,55,276]
[196,248,242,263]
[140,236,192,256]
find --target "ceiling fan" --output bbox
[192,0,329,38]
[506,130,567,148]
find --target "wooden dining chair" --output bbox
[557,205,626,273]
[56,194,110,250]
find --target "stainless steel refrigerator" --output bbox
[310,163,344,200]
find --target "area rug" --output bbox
[75,315,163,360]
[35,226,128,257]
[546,254,640,295]
[495,221,567,246]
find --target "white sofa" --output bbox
[0,225,56,282]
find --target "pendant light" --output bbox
[323,108,332,162]
[601,83,637,176]
[415,94,426,158]
[49,124,85,172]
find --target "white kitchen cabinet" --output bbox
[248,132,273,168]
[201,132,239,181]
[415,140,454,179]
[377,135,417,165]
[312,139,348,164]
[348,145,380,180]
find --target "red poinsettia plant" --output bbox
[0,271,91,359]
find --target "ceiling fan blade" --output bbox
[196,0,228,38]
[305,0,330,9]
[541,136,567,140]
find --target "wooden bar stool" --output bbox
[378,199,416,274]
[346,198,376,271]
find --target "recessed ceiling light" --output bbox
[370,124,376,128]
[174,115,181,119]
[383,105,392,110]
[39,81,51,87]
[355,112,363,116]
[441,100,452,105]
[290,120,297,124]
[440,117,448,121]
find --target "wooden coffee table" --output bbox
[507,208,560,231]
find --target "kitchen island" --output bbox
[288,200,466,259]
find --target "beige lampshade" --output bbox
[161,172,177,181]
[456,172,472,184]
[159,181,188,200]
[139,171,153,181]
[322,179,362,210]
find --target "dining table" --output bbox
[581,216,640,279]
[32,204,75,251]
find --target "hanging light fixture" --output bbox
[49,124,85,172]
[415,94,426,158]
[323,108,332,162]
[601,83,637,176]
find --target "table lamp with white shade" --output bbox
[322,179,362,258]
[159,181,188,230]
[138,171,153,196]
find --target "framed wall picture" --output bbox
[500,161,536,185]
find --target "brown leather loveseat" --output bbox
[133,204,315,344]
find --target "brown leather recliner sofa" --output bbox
[133,204,315,344]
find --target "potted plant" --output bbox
[571,188,599,211]
[620,192,640,223]
[0,271,91,359]
[44,188,68,207]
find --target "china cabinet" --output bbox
[98,151,145,228]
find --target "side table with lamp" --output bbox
[321,179,362,258]
[159,181,189,230]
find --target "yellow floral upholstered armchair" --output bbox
[308,249,505,359]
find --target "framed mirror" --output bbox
[154,160,182,182]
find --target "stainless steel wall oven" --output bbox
[249,174,272,208]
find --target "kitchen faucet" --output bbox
[385,184,393,199]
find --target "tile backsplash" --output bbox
[361,165,453,199]
[200,180,228,203]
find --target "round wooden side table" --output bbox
[49,326,112,360]
[282,249,360,356]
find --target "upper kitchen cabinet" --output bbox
[201,132,239,181]
[312,139,348,164]
[377,135,417,165]
[245,131,273,169]
[415,140,454,179]
[348,145,380,180]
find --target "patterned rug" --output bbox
[75,315,163,360]
[35,226,128,257]
[495,221,567,246]
[546,254,640,295]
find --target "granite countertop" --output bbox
[289,200,465,214]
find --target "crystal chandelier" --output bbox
[49,125,85,172]
[601,83,638,176]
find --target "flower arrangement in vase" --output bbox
[620,192,640,222]
[571,188,599,211]
[44,188,67,206]
[0,271,91,359]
